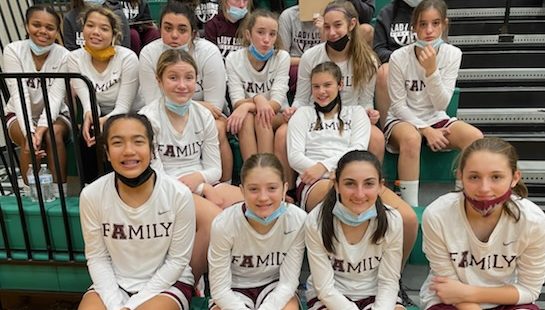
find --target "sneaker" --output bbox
[399,279,416,307]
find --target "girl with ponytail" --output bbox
[420,137,545,310]
[304,150,404,310]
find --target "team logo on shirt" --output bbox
[243,79,275,94]
[232,252,287,268]
[26,77,54,89]
[390,22,416,46]
[194,1,219,23]
[405,79,426,92]
[293,31,321,53]
[329,255,382,273]
[102,222,173,240]
[449,251,518,270]
[217,36,242,57]
[76,31,85,48]
[122,2,139,20]
[308,120,352,132]
[94,78,120,93]
[156,141,203,158]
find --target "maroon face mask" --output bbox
[463,188,512,217]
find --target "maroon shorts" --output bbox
[209,280,279,309]
[308,295,403,310]
[428,303,539,310]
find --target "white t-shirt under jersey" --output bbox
[67,45,143,117]
[292,42,376,109]
[420,192,545,309]
[208,202,307,310]
[139,38,226,110]
[305,204,403,310]
[79,171,195,310]
[139,98,221,183]
[225,48,291,110]
[386,43,462,128]
[287,105,371,175]
[3,40,69,136]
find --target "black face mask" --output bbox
[326,34,350,52]
[115,166,155,188]
[314,93,341,113]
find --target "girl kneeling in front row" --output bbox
[209,153,307,310]
[420,137,545,310]
[79,113,195,310]
[305,150,405,310]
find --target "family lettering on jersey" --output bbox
[329,255,382,273]
[308,120,352,132]
[390,22,416,46]
[195,1,219,23]
[244,78,275,94]
[450,251,518,270]
[217,36,242,57]
[76,32,85,48]
[294,30,321,52]
[405,79,426,92]
[94,78,120,93]
[102,222,173,239]
[26,77,54,89]
[157,141,204,158]
[231,252,288,268]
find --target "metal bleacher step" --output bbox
[461,50,545,69]
[446,0,545,9]
[484,132,545,160]
[449,7,545,20]
[457,68,545,87]
[449,19,545,36]
[450,34,545,48]
[457,107,545,125]
[458,86,545,109]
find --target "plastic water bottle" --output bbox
[27,164,38,201]
[39,164,55,202]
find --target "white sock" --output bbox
[399,180,419,207]
[223,179,232,185]
[455,179,463,191]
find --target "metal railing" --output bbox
[0,72,102,263]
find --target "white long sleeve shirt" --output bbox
[208,202,307,310]
[287,105,371,175]
[3,40,69,136]
[79,172,195,310]
[225,48,290,110]
[139,98,221,183]
[278,5,321,58]
[138,38,226,110]
[292,42,376,109]
[67,46,143,117]
[386,43,462,128]
[420,192,545,309]
[305,204,403,310]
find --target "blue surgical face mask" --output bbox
[228,6,248,22]
[162,41,190,52]
[249,44,274,62]
[415,37,444,50]
[165,98,191,116]
[84,0,106,5]
[332,199,377,227]
[245,201,288,225]
[29,40,54,56]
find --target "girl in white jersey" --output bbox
[3,5,70,189]
[287,61,416,267]
[225,9,290,161]
[420,137,545,310]
[305,150,404,310]
[139,49,243,286]
[383,0,483,207]
[78,113,195,310]
[67,6,142,182]
[139,1,233,183]
[209,153,306,310]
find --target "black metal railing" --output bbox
[0,72,102,263]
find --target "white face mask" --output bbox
[403,0,422,7]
